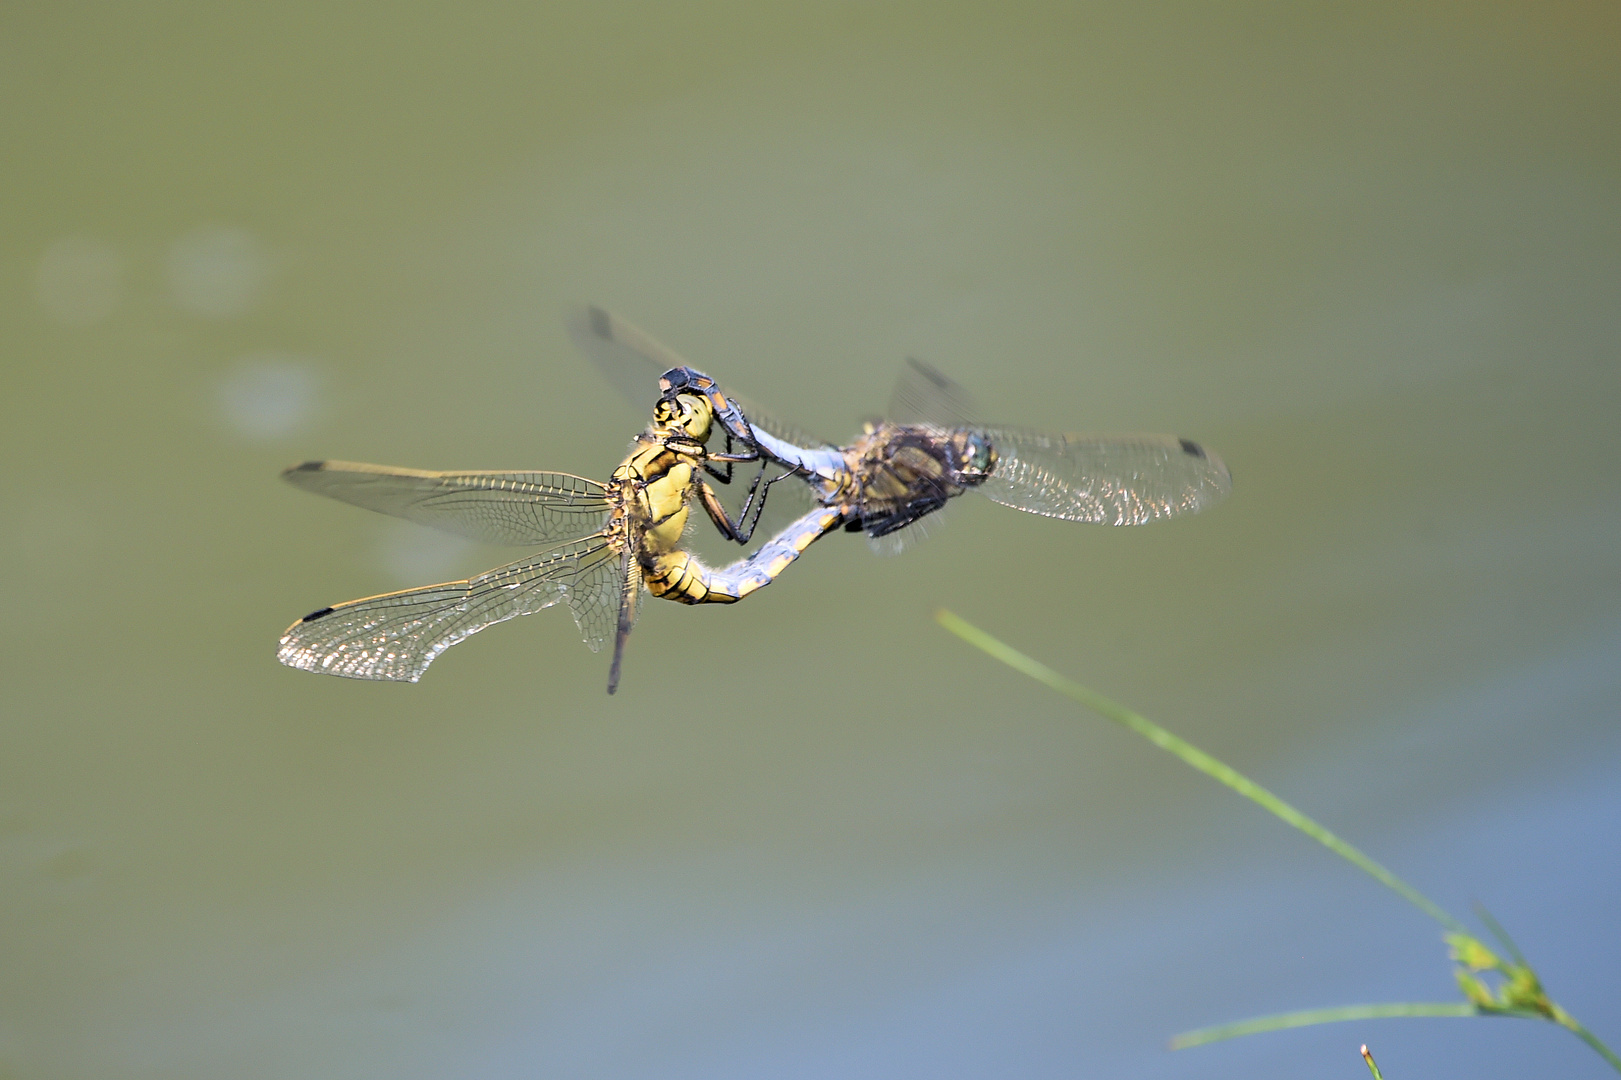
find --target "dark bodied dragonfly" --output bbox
[570,306,1232,556]
[277,378,840,693]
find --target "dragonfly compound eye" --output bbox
[672,393,713,440]
[956,432,997,482]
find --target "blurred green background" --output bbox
[3,3,1618,1077]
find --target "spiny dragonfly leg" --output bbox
[732,464,801,544]
[696,460,800,545]
[701,433,762,483]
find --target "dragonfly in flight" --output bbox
[277,374,839,693]
[570,306,1232,559]
[277,309,1230,695]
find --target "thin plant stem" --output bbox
[1172,1003,1482,1048]
[1361,1044,1384,1079]
[1473,902,1528,965]
[1571,1026,1621,1073]
[933,608,1621,1075]
[933,609,1465,934]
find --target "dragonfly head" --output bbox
[654,367,720,442]
[655,366,758,446]
[653,390,714,442]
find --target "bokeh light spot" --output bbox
[216,354,321,440]
[168,226,267,318]
[376,519,477,586]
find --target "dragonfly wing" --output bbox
[563,539,627,654]
[282,461,611,546]
[979,429,1232,525]
[568,304,834,453]
[566,305,672,416]
[886,356,977,427]
[277,537,616,681]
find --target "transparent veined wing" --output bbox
[277,537,619,681]
[565,305,672,416]
[886,356,977,428]
[564,540,627,655]
[566,304,834,453]
[282,461,611,546]
[978,430,1232,525]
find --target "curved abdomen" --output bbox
[645,506,846,605]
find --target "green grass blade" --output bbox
[1361,1044,1385,1078]
[933,610,1621,1074]
[1171,1003,1480,1048]
[934,609,1467,935]
[1472,901,1528,966]
[1570,1025,1621,1073]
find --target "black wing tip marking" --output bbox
[904,356,953,390]
[587,305,612,340]
[301,606,336,623]
[1177,438,1206,460]
[284,460,328,476]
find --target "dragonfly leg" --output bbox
[694,460,802,545]
[696,478,745,543]
[731,464,801,544]
[702,433,762,481]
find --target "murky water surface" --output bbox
[3,5,1618,1077]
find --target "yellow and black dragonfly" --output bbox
[277,377,839,694]
[571,306,1232,558]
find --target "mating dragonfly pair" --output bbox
[277,308,1232,693]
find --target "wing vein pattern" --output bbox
[277,538,618,682]
[282,461,611,545]
[979,430,1231,524]
[568,304,834,451]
